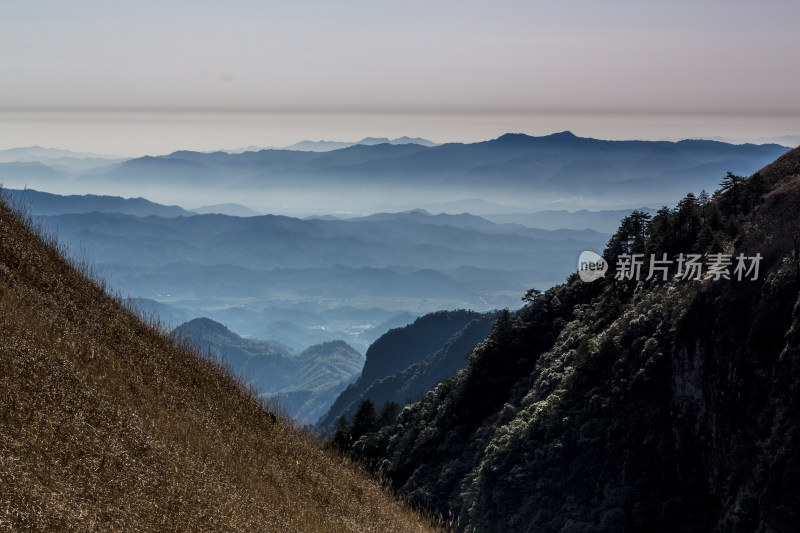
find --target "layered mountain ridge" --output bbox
[0,133,788,214]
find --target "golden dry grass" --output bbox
[0,191,445,532]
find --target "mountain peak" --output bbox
[357,137,392,145]
[494,131,578,144]
[176,317,234,338]
[494,133,534,143]
[356,136,437,147]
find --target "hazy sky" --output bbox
[2,0,798,155]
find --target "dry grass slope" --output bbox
[0,191,444,532]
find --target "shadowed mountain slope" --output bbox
[345,147,800,531]
[327,312,500,431]
[317,310,486,431]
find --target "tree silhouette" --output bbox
[720,172,745,212]
[352,398,378,441]
[378,401,401,427]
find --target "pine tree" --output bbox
[522,288,542,305]
[605,210,651,263]
[646,206,675,257]
[720,172,745,212]
[628,210,652,253]
[352,399,378,441]
[676,193,701,248]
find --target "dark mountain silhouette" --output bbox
[304,142,430,170]
[316,310,485,430]
[340,147,800,531]
[322,312,499,432]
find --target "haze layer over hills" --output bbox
[0,132,788,216]
[4,189,608,343]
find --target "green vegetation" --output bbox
[0,191,442,531]
[343,148,800,531]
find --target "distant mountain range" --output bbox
[38,205,609,330]
[484,208,659,233]
[0,132,789,214]
[0,186,632,375]
[3,188,264,219]
[2,186,609,351]
[228,136,439,153]
[699,134,800,147]
[3,184,657,233]
[250,320,343,353]
[0,146,123,173]
[0,146,120,161]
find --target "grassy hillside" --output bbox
[0,192,440,531]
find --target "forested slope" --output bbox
[348,148,800,532]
